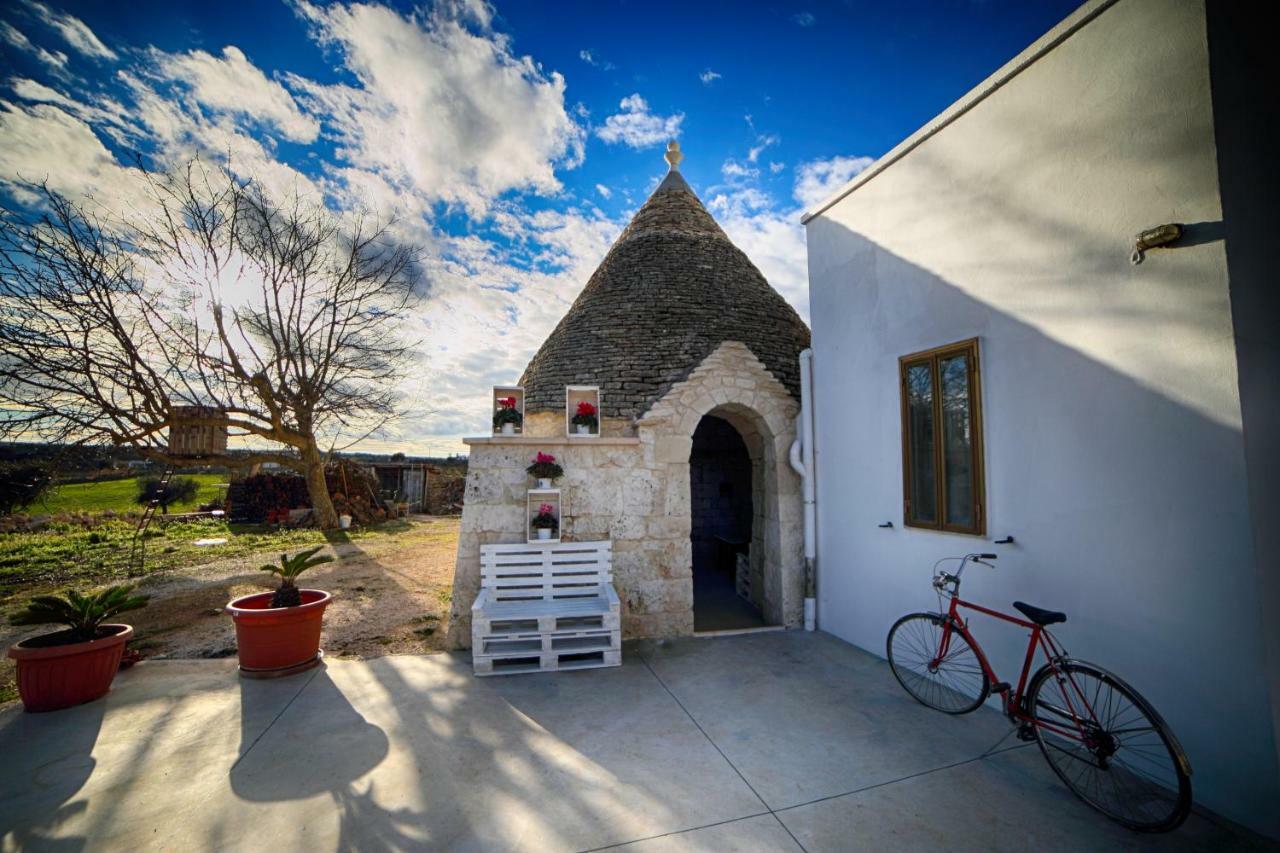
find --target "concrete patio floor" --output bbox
[1,631,1274,852]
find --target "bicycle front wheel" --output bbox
[1026,661,1192,832]
[887,612,990,714]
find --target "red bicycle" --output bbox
[887,553,1192,832]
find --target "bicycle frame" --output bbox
[931,562,1101,743]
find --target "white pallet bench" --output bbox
[472,540,620,676]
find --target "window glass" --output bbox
[940,353,973,528]
[905,361,936,525]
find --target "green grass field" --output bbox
[0,517,415,604]
[35,474,229,515]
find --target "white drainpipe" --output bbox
[788,348,818,631]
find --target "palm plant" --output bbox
[11,585,149,642]
[260,546,334,607]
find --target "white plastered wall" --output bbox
[804,0,1279,836]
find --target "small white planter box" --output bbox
[492,386,525,436]
[527,488,561,544]
[565,385,601,438]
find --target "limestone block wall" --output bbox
[447,341,804,648]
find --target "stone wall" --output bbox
[447,341,804,647]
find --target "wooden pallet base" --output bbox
[473,647,621,676]
[477,628,619,657]
[472,610,619,639]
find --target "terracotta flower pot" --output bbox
[8,624,132,713]
[226,589,331,678]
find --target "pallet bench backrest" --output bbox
[479,541,613,603]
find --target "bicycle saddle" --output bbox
[1014,601,1066,626]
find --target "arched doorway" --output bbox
[690,414,766,630]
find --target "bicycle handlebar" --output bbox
[939,553,1000,593]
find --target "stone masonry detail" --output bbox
[448,342,804,648]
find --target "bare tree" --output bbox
[0,163,419,528]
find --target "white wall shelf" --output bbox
[566,386,601,438]
[527,488,562,544]
[492,386,525,436]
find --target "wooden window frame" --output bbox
[898,338,986,536]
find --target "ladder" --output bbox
[129,466,174,573]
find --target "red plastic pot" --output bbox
[8,624,133,713]
[226,589,331,677]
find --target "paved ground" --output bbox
[1,631,1273,852]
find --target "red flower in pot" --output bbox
[7,585,149,712]
[226,546,334,678]
[571,401,598,435]
[526,451,564,486]
[493,396,523,434]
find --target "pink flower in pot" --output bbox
[531,503,559,540]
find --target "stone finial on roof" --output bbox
[664,140,683,171]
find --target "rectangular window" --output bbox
[899,339,985,535]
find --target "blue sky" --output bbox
[0,0,1078,454]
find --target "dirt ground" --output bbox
[1,516,460,704]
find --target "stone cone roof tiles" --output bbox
[519,167,811,421]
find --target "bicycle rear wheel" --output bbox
[1026,661,1192,832]
[887,612,990,714]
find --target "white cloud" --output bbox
[748,133,779,163]
[699,68,721,84]
[595,93,683,149]
[705,155,877,321]
[721,159,759,181]
[152,46,319,144]
[292,0,585,215]
[405,206,622,444]
[578,48,614,70]
[25,1,117,60]
[718,206,809,321]
[793,154,875,209]
[792,11,816,27]
[0,100,142,208]
[595,183,611,199]
[1,20,68,69]
[708,186,771,219]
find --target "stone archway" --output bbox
[638,342,805,634]
[690,413,761,630]
[689,401,790,626]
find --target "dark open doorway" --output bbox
[690,415,765,631]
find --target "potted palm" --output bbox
[493,396,523,436]
[226,546,334,677]
[526,452,564,489]
[8,585,149,712]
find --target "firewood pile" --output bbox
[325,459,394,525]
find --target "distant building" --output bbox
[367,461,425,512]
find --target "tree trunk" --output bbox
[301,442,338,529]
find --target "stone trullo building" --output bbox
[447,144,811,646]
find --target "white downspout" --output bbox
[788,348,818,631]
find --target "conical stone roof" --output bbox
[519,156,811,422]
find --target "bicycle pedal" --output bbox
[991,681,1011,694]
